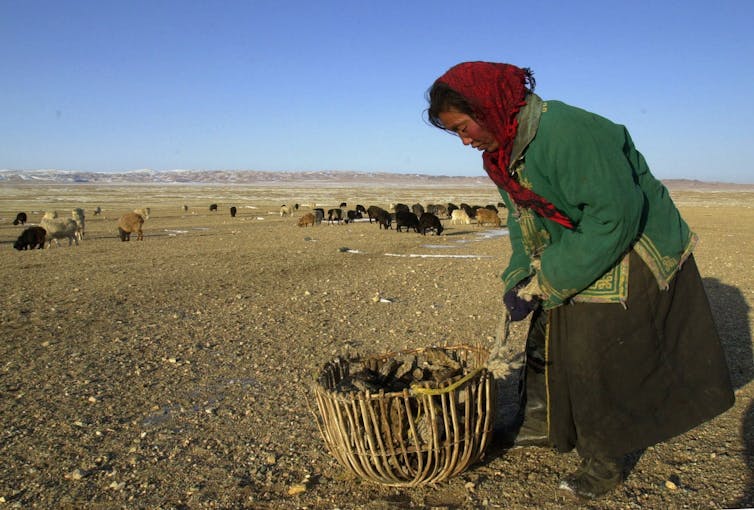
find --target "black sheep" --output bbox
[367,205,386,224]
[374,209,392,230]
[14,226,46,250]
[209,204,218,212]
[12,212,27,225]
[327,208,343,224]
[395,211,420,233]
[393,203,410,214]
[229,206,237,217]
[345,210,363,223]
[419,212,444,236]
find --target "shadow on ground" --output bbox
[704,278,753,508]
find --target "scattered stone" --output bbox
[66,469,85,480]
[287,483,306,496]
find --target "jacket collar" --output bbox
[509,93,544,172]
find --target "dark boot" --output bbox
[559,455,623,499]
[512,309,550,448]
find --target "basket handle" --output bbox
[409,367,484,396]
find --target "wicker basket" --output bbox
[311,344,495,486]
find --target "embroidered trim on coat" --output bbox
[633,232,697,290]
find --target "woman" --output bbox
[426,61,734,499]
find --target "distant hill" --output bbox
[0,169,751,190]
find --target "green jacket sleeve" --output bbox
[499,191,532,293]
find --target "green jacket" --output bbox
[500,95,696,309]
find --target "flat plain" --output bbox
[1,182,753,509]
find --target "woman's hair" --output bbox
[424,68,536,131]
[425,81,474,130]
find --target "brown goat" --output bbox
[297,212,316,227]
[475,208,501,227]
[117,212,145,241]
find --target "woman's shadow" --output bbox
[704,278,754,507]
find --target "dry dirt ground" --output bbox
[1,183,752,510]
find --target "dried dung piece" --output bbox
[332,349,464,395]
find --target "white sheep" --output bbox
[40,215,80,248]
[134,207,151,220]
[450,209,471,225]
[71,208,86,239]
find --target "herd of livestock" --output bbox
[292,201,506,235]
[9,200,506,251]
[10,207,150,250]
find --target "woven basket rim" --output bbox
[313,343,490,400]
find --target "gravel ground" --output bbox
[0,184,752,509]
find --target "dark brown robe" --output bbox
[545,252,735,458]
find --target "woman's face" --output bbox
[438,109,500,152]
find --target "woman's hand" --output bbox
[504,276,539,321]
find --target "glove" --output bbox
[504,277,538,321]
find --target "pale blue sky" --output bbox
[2,0,753,183]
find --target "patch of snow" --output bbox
[384,253,492,259]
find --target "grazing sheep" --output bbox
[40,216,80,248]
[345,210,362,223]
[14,226,46,250]
[392,203,410,214]
[427,204,449,219]
[450,209,471,225]
[374,209,392,230]
[419,212,444,236]
[230,206,237,217]
[12,212,27,225]
[298,212,316,227]
[484,204,499,213]
[280,205,292,217]
[461,203,476,219]
[355,204,367,215]
[327,208,343,224]
[209,204,218,212]
[476,208,501,227]
[117,212,144,241]
[71,208,85,239]
[42,211,58,220]
[367,205,387,224]
[339,202,348,208]
[411,203,425,217]
[313,208,325,224]
[182,205,189,213]
[93,206,102,215]
[395,211,420,233]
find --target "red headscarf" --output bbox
[437,62,574,229]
